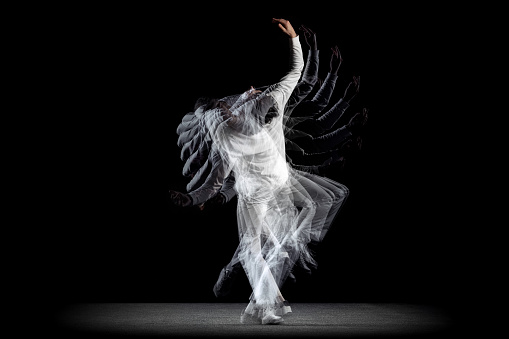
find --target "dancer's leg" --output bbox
[297,172,349,241]
[239,200,292,323]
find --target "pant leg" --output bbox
[238,200,288,316]
[296,171,349,242]
[292,172,335,243]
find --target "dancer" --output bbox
[213,18,304,324]
[171,26,365,298]
[170,18,348,325]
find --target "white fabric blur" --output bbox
[175,36,348,320]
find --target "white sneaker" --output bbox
[261,313,284,325]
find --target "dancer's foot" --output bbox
[213,265,239,298]
[240,311,261,324]
[262,312,284,325]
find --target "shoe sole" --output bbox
[262,318,284,325]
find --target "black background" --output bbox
[36,2,471,325]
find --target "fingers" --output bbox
[169,190,182,204]
[330,46,342,64]
[273,18,289,32]
[299,25,316,40]
[169,190,191,207]
[248,86,261,94]
[273,18,288,29]
[300,24,315,35]
[272,18,287,25]
[302,29,311,38]
[273,18,297,38]
[299,24,310,34]
[332,46,342,61]
[169,190,179,199]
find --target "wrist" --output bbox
[185,193,194,207]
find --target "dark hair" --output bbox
[264,106,278,125]
[253,95,279,125]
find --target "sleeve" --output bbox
[268,36,305,112]
[187,148,231,206]
[309,72,338,113]
[218,174,237,203]
[301,49,319,85]
[284,50,319,116]
[315,98,350,131]
[284,124,312,140]
[176,112,198,135]
[315,125,352,145]
[229,91,252,112]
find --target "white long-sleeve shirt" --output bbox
[189,36,304,205]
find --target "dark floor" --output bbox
[49,303,456,338]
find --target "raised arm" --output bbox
[284,25,320,116]
[299,25,319,86]
[268,18,304,110]
[305,46,342,113]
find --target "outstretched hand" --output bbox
[299,25,317,50]
[329,46,342,74]
[206,192,227,207]
[346,108,369,134]
[247,86,262,98]
[272,18,297,38]
[169,190,192,207]
[343,75,360,102]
